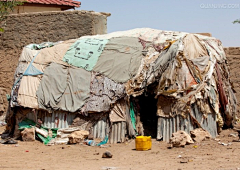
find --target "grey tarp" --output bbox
[93,37,143,83]
[81,73,125,113]
[37,63,91,112]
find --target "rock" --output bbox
[228,133,237,138]
[233,123,240,132]
[21,128,35,141]
[190,128,211,143]
[102,151,112,158]
[68,130,89,144]
[180,159,188,163]
[167,143,173,149]
[169,130,194,147]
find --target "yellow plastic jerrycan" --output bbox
[135,136,152,151]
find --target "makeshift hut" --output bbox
[5,28,237,144]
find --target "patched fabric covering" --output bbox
[63,38,108,71]
[37,63,91,112]
[81,73,125,113]
[93,37,143,83]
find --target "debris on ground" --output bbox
[68,130,89,144]
[228,133,237,138]
[218,142,232,146]
[21,127,35,141]
[180,159,188,163]
[169,131,194,147]
[102,151,113,158]
[0,138,18,144]
[0,120,6,127]
[190,128,211,142]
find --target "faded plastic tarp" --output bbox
[63,38,108,71]
[81,73,125,114]
[93,37,143,83]
[23,51,43,76]
[37,63,91,112]
[109,98,127,122]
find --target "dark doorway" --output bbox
[135,92,158,138]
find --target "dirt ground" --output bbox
[0,126,240,170]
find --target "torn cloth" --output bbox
[215,63,228,111]
[109,98,127,122]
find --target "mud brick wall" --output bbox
[224,47,240,116]
[0,10,110,114]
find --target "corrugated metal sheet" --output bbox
[157,104,217,142]
[27,111,76,129]
[93,116,108,140]
[92,117,126,144]
[109,121,126,144]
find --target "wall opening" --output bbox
[134,87,158,138]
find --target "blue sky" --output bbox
[78,0,240,47]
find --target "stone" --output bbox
[102,151,112,158]
[180,159,188,163]
[21,128,35,141]
[190,128,211,143]
[68,130,89,144]
[169,130,194,147]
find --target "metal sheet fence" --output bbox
[27,111,126,144]
[27,111,76,129]
[92,119,126,144]
[157,104,217,142]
